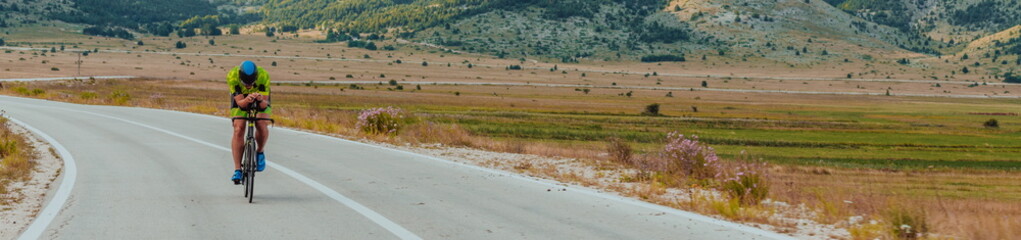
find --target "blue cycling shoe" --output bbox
[231,170,243,185]
[256,152,266,172]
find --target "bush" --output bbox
[109,90,131,105]
[662,132,719,180]
[356,107,407,135]
[718,156,769,205]
[606,137,633,165]
[80,92,98,100]
[640,54,686,62]
[1003,72,1021,83]
[642,103,661,116]
[984,118,999,128]
[13,87,44,96]
[886,206,928,239]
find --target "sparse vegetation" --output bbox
[0,116,36,196]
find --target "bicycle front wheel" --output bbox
[245,140,256,203]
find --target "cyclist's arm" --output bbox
[254,93,269,109]
[234,94,257,108]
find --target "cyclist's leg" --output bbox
[255,112,270,153]
[231,119,246,170]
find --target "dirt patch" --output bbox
[0,120,62,239]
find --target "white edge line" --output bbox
[8,117,78,240]
[39,107,423,240]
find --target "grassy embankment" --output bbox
[2,78,1019,239]
[0,116,36,202]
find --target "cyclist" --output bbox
[229,61,271,184]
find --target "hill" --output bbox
[2,0,1020,65]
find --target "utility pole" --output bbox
[77,52,81,78]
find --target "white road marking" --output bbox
[6,117,78,240]
[4,102,422,240]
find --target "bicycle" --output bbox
[232,102,273,203]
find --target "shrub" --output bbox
[109,90,131,105]
[640,54,685,62]
[356,107,407,135]
[606,137,633,165]
[718,156,769,205]
[984,118,999,128]
[1004,72,1021,83]
[80,92,98,100]
[886,206,928,239]
[662,132,719,180]
[642,103,661,116]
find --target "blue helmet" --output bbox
[239,61,258,85]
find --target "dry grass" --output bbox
[0,116,37,198]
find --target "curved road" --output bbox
[1,95,790,240]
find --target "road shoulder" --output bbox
[0,119,62,239]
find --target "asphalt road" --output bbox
[1,95,791,240]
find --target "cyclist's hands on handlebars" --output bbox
[247,93,266,102]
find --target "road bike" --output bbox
[232,102,273,203]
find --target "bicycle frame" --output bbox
[232,102,273,203]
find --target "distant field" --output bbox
[2,26,1020,238]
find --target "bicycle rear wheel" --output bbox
[242,139,251,197]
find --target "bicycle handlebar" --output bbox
[232,101,274,123]
[231,117,275,123]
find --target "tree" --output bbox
[209,39,215,45]
[271,61,277,66]
[365,42,377,51]
[175,41,187,49]
[266,31,275,37]
[1004,72,1021,83]
[229,25,240,35]
[51,47,57,52]
[641,54,685,62]
[984,119,999,128]
[643,103,661,116]
[0,38,4,46]
[701,80,708,88]
[962,67,970,74]
[178,28,196,37]
[137,40,144,46]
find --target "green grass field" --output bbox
[263,83,1021,171]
